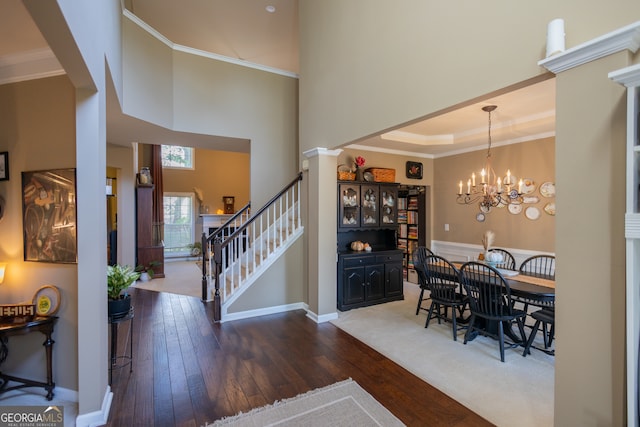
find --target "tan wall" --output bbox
[434,138,555,252]
[0,76,78,390]
[299,0,639,152]
[554,52,628,426]
[149,147,250,214]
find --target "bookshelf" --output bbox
[397,185,426,282]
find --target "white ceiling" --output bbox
[0,0,555,156]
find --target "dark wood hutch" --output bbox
[337,181,403,311]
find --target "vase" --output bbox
[356,168,364,181]
[108,294,131,318]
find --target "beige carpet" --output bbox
[132,260,202,298]
[208,378,404,427]
[331,282,554,427]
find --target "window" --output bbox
[161,145,194,169]
[163,193,195,256]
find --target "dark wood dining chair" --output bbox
[488,248,516,270]
[458,261,527,362]
[519,255,555,279]
[413,246,435,315]
[523,307,555,356]
[423,255,469,341]
[517,254,556,326]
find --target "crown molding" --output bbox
[124,9,298,79]
[0,48,64,85]
[609,63,640,88]
[539,21,640,74]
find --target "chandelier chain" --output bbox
[486,109,492,159]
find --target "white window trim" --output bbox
[163,191,196,257]
[161,145,195,170]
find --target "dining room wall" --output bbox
[432,137,555,252]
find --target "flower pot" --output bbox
[108,294,131,318]
[140,272,150,282]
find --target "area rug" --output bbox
[132,260,201,298]
[207,378,404,426]
[331,283,554,427]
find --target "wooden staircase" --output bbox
[201,173,303,321]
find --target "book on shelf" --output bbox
[397,239,407,251]
[398,197,407,210]
[397,210,408,223]
[407,211,418,224]
[399,223,408,238]
[408,225,418,239]
[408,197,419,210]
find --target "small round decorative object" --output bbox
[540,182,556,198]
[32,285,61,316]
[525,206,541,220]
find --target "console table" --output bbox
[0,316,57,400]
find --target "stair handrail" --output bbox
[203,171,303,321]
[205,202,251,243]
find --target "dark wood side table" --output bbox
[0,316,58,400]
[109,307,134,385]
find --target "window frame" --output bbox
[163,191,196,257]
[161,145,195,170]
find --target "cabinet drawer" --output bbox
[342,256,373,268]
[376,253,403,263]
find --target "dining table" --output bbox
[434,261,556,343]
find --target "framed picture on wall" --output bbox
[22,168,77,263]
[406,161,423,179]
[0,152,8,181]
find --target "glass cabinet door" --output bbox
[381,186,397,225]
[339,184,360,228]
[360,185,379,227]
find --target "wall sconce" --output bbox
[0,263,7,284]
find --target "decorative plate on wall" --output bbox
[544,202,556,216]
[508,203,522,215]
[525,206,541,220]
[32,285,61,316]
[406,161,423,179]
[521,178,536,194]
[540,182,556,198]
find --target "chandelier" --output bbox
[456,105,523,209]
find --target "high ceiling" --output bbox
[1,0,555,157]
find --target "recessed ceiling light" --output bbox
[265,5,276,13]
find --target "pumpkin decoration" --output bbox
[350,241,371,251]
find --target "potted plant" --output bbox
[135,260,161,282]
[188,242,202,257]
[107,264,140,317]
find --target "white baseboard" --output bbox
[431,240,554,269]
[221,302,308,323]
[306,310,339,323]
[75,386,112,427]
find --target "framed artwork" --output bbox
[0,152,8,181]
[22,168,77,263]
[406,161,423,179]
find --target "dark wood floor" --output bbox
[104,288,493,427]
